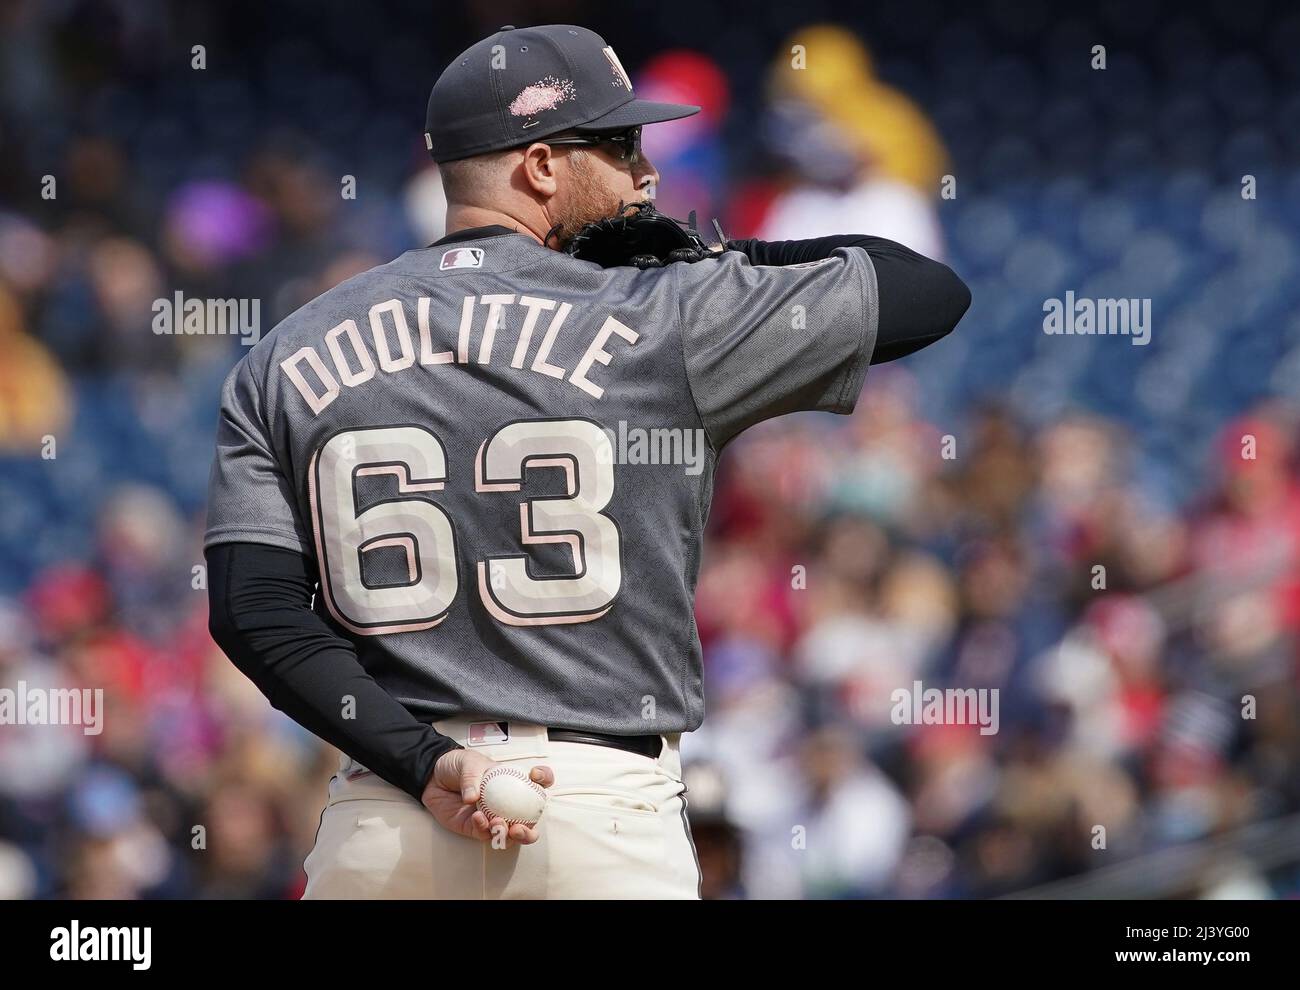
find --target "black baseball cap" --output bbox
[425,24,700,163]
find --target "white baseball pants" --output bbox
[302,719,701,899]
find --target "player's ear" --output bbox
[519,143,559,199]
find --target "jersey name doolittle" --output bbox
[280,294,639,414]
[204,228,879,733]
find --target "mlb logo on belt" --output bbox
[467,721,510,746]
[440,247,484,271]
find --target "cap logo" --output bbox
[602,46,632,90]
[508,76,576,120]
[440,248,484,270]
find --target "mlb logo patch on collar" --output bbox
[440,247,484,271]
[467,720,510,746]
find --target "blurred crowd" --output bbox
[684,389,1300,898]
[1,0,1299,898]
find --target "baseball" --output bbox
[477,765,548,826]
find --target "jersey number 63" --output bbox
[308,418,621,635]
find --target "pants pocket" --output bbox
[541,795,671,898]
[547,784,661,818]
[304,796,450,899]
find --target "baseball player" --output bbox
[205,24,970,899]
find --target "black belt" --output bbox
[547,728,663,760]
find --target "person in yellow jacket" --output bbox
[0,283,71,454]
[771,23,949,193]
[758,25,949,258]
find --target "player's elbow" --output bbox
[206,592,280,704]
[206,587,243,662]
[204,544,263,678]
[868,259,972,365]
[931,260,972,338]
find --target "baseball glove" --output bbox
[564,201,721,269]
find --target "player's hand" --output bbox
[422,748,554,846]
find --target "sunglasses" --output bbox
[544,126,644,166]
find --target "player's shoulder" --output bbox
[211,260,393,403]
[243,258,406,362]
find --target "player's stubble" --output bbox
[546,149,631,250]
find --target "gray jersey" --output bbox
[205,230,879,733]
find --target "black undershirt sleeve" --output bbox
[206,541,461,801]
[724,235,971,363]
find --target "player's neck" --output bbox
[444,205,547,246]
